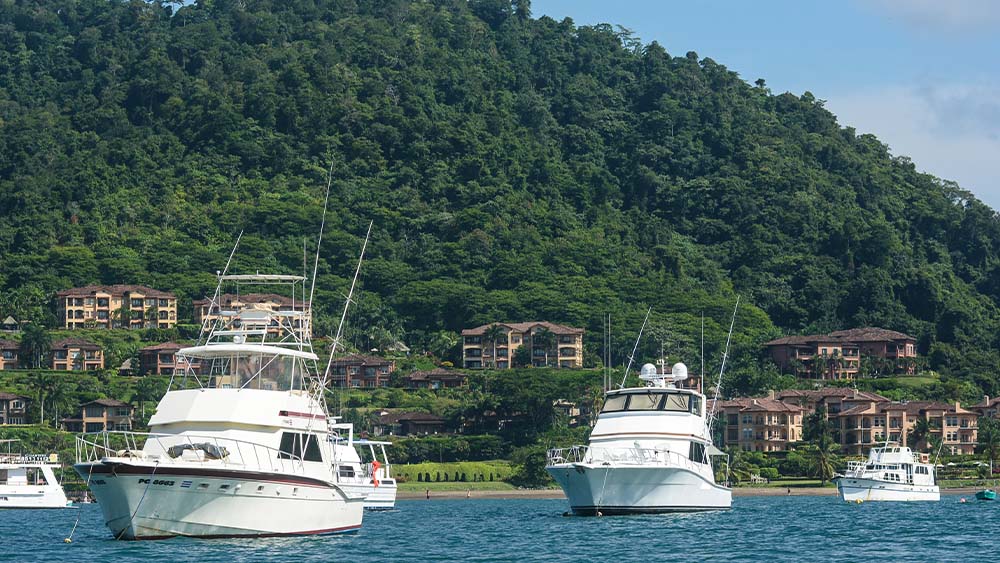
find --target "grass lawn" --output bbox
[742,478,837,488]
[398,481,517,492]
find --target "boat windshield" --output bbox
[202,353,309,391]
[601,392,702,416]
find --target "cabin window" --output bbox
[627,394,662,411]
[601,395,628,413]
[278,432,323,462]
[339,466,356,478]
[690,395,702,416]
[689,442,706,463]
[663,394,691,412]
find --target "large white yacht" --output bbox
[327,422,397,510]
[74,273,366,539]
[836,443,939,502]
[0,440,71,508]
[547,362,731,514]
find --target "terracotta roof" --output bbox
[377,411,446,424]
[193,293,308,308]
[82,398,130,407]
[837,404,880,417]
[776,388,889,403]
[764,334,846,346]
[462,321,584,336]
[140,341,184,352]
[51,337,101,351]
[827,327,916,342]
[715,398,802,413]
[766,327,915,347]
[56,284,175,299]
[972,396,1000,409]
[0,339,18,350]
[0,392,28,401]
[405,369,466,382]
[329,353,394,367]
[879,401,970,415]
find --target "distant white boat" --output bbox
[0,440,71,509]
[328,422,397,510]
[547,362,731,514]
[836,442,939,502]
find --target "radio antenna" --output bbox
[619,306,652,389]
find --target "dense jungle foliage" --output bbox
[2,0,1000,400]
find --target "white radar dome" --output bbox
[639,363,659,379]
[671,362,688,381]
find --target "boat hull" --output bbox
[75,461,364,539]
[339,481,397,510]
[976,490,996,501]
[837,478,940,502]
[0,485,69,509]
[547,463,731,514]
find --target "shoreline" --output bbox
[398,486,985,501]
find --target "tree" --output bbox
[907,417,938,452]
[19,323,51,369]
[114,306,132,329]
[33,373,59,427]
[978,417,1000,471]
[483,324,505,369]
[802,404,838,485]
[531,327,555,367]
[426,331,459,363]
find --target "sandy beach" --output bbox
[399,486,984,501]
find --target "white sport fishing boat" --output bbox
[328,422,397,510]
[547,361,732,514]
[74,272,366,539]
[0,440,71,508]
[836,442,939,502]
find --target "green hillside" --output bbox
[1,0,998,398]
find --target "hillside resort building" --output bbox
[461,321,584,369]
[713,388,979,455]
[56,285,177,330]
[764,327,918,380]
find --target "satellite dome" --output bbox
[671,362,688,381]
[640,363,658,379]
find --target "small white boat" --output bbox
[328,422,397,510]
[836,442,939,502]
[547,361,731,514]
[0,440,71,509]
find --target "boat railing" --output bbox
[546,445,704,472]
[75,431,312,476]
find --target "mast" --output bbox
[321,221,374,388]
[619,307,652,389]
[706,296,740,435]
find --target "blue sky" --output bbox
[532,0,1000,209]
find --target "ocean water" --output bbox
[2,495,997,562]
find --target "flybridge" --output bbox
[174,272,318,393]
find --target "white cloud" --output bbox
[867,0,1000,32]
[825,83,1000,208]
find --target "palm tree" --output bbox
[483,324,505,369]
[144,306,159,329]
[803,441,839,485]
[426,331,459,363]
[34,373,59,427]
[978,417,1000,471]
[114,305,132,329]
[532,327,555,367]
[19,322,50,369]
[908,417,938,451]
